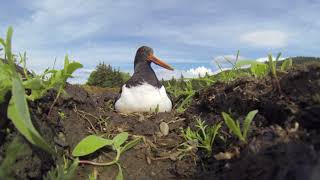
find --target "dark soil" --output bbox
[1,63,320,180]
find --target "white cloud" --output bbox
[155,66,214,80]
[240,30,290,48]
[186,66,213,76]
[256,56,286,62]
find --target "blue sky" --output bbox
[1,0,320,83]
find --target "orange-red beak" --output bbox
[148,54,174,71]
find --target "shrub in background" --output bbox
[87,63,130,88]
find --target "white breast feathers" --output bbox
[115,83,172,113]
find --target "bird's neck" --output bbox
[132,62,162,88]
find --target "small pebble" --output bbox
[214,152,234,160]
[160,122,169,136]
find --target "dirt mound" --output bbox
[186,63,320,179]
[1,63,320,179]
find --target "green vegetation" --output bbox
[222,110,258,143]
[0,27,53,153]
[235,53,295,94]
[214,50,247,82]
[236,53,292,79]
[281,56,320,65]
[0,137,27,180]
[87,63,130,88]
[88,169,98,180]
[280,58,293,71]
[0,27,82,154]
[72,132,142,180]
[23,55,83,102]
[181,118,222,156]
[163,75,216,113]
[163,70,250,113]
[43,157,79,180]
[58,111,66,120]
[236,60,269,78]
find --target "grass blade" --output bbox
[120,136,142,154]
[243,110,258,140]
[113,132,129,149]
[275,52,282,63]
[44,158,79,180]
[210,122,222,147]
[268,54,276,77]
[5,27,15,73]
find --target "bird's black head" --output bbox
[134,46,154,66]
[134,46,174,71]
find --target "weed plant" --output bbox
[181,118,222,156]
[0,27,82,154]
[222,110,258,143]
[72,132,142,180]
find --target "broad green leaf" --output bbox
[66,62,83,75]
[120,137,142,154]
[281,58,293,71]
[116,163,123,180]
[23,77,47,101]
[23,77,43,90]
[46,69,58,74]
[236,120,241,129]
[251,63,269,78]
[72,135,113,157]
[26,89,45,101]
[222,112,243,141]
[243,110,258,140]
[8,77,54,154]
[113,132,129,149]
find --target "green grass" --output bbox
[43,157,79,180]
[0,137,28,180]
[0,27,53,154]
[181,118,222,156]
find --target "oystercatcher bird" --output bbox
[115,46,174,113]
